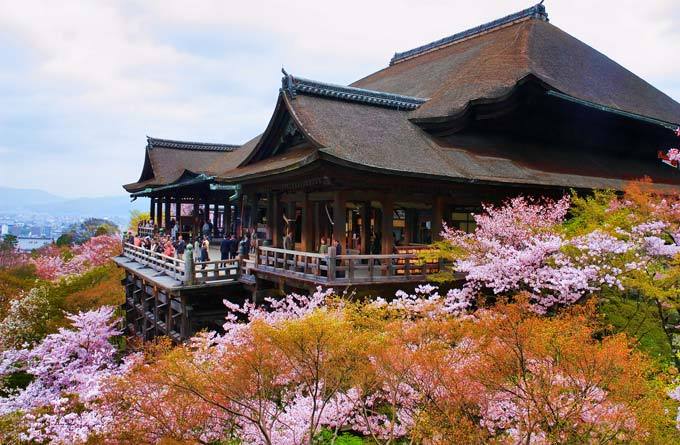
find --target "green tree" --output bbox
[128,210,150,233]
[55,233,73,247]
[0,235,17,252]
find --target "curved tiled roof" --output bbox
[353,5,680,126]
[390,2,548,65]
[123,137,246,192]
[124,3,680,196]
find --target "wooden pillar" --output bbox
[432,196,445,242]
[271,193,281,247]
[211,202,219,237]
[238,195,245,237]
[404,208,416,245]
[313,201,321,245]
[301,194,314,252]
[153,286,159,337]
[149,197,155,223]
[193,196,200,240]
[155,197,162,229]
[166,297,173,334]
[223,202,232,236]
[265,193,273,241]
[180,296,189,341]
[175,199,181,224]
[332,191,346,248]
[360,202,370,254]
[164,197,171,229]
[285,200,296,242]
[381,197,394,254]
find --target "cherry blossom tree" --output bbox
[0,306,130,444]
[32,234,121,280]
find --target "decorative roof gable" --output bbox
[281,71,428,111]
[390,2,548,65]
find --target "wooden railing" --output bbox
[190,259,240,283]
[121,242,439,287]
[122,243,239,285]
[254,246,438,285]
[123,243,185,281]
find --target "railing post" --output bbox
[255,240,261,270]
[328,246,336,283]
[184,244,194,285]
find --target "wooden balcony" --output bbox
[115,243,239,289]
[116,243,439,289]
[253,246,439,286]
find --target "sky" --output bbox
[0,0,679,198]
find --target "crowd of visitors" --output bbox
[127,218,256,265]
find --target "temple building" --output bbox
[115,3,680,341]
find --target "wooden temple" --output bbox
[114,3,680,342]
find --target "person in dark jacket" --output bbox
[220,236,232,266]
[200,238,210,270]
[238,235,249,259]
[175,235,186,258]
[229,234,238,258]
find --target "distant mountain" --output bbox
[0,187,146,217]
[0,187,65,209]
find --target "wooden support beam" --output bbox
[175,200,181,226]
[153,286,159,337]
[332,191,346,249]
[381,197,394,254]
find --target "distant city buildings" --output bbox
[0,211,123,251]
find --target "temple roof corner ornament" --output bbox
[281,67,297,99]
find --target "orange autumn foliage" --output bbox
[101,298,676,444]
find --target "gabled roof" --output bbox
[352,3,680,126]
[123,137,246,192]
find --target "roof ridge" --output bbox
[390,2,548,66]
[146,136,240,152]
[280,71,428,111]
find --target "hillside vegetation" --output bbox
[1,186,680,444]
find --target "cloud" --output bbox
[0,0,678,197]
